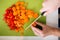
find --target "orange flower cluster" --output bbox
[4,1,38,33]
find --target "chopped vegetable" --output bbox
[4,1,38,35]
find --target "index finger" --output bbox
[35,22,46,28]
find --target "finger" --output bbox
[40,7,48,13]
[35,22,45,28]
[31,26,40,36]
[43,7,57,16]
[40,1,51,13]
[31,26,44,36]
[31,26,42,34]
[33,27,44,37]
[32,22,37,27]
[43,10,50,16]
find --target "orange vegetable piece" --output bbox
[33,13,38,18]
[20,2,25,5]
[15,28,19,32]
[16,1,25,6]
[14,21,17,24]
[26,12,34,18]
[12,7,16,12]
[19,6,26,10]
[24,18,29,23]
[28,14,33,18]
[26,10,35,18]
[21,9,26,12]
[17,10,20,14]
[19,19,25,24]
[13,11,18,16]
[19,16,24,19]
[16,6,20,10]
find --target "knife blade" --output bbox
[25,11,46,30]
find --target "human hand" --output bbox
[40,0,60,16]
[31,22,57,37]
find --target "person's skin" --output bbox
[40,0,60,16]
[31,22,60,37]
[31,0,60,37]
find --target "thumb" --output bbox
[40,8,49,16]
[43,7,57,16]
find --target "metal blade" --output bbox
[25,15,42,30]
[25,11,46,30]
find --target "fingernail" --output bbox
[43,13,47,16]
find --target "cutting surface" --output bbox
[0,0,46,36]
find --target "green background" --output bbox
[0,0,46,36]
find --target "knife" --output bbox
[25,11,46,30]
